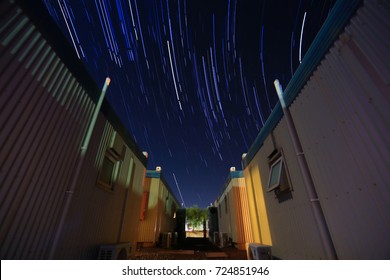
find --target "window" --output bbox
[100,156,115,184]
[267,157,283,191]
[267,151,292,192]
[97,152,119,191]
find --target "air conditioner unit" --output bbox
[98,243,132,260]
[219,232,228,248]
[161,232,172,249]
[248,243,272,260]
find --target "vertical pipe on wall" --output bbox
[48,77,111,259]
[274,79,338,260]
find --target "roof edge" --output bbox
[145,170,180,206]
[243,0,362,168]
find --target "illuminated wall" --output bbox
[0,0,147,259]
[214,170,253,250]
[243,0,390,259]
[137,169,179,246]
[243,164,272,247]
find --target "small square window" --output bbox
[100,156,115,184]
[97,154,119,191]
[267,151,292,193]
[267,157,283,191]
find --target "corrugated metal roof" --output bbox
[243,0,362,168]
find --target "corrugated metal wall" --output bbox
[0,0,147,259]
[215,188,233,239]
[289,0,390,259]
[232,183,253,249]
[244,121,327,259]
[54,125,146,259]
[243,165,272,247]
[138,174,178,245]
[215,176,253,249]
[244,0,390,259]
[138,177,160,244]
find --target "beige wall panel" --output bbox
[245,119,327,259]
[289,11,390,257]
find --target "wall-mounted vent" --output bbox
[109,131,124,158]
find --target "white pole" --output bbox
[49,77,111,259]
[274,79,337,260]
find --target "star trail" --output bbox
[43,0,335,208]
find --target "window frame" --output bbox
[266,150,292,193]
[97,151,120,191]
[267,156,284,192]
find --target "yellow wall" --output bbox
[243,165,272,246]
[137,172,178,245]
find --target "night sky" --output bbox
[43,0,335,208]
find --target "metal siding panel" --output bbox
[238,184,253,244]
[348,1,390,84]
[47,63,65,94]
[0,35,45,135]
[3,32,96,252]
[0,82,48,250]
[250,119,327,259]
[287,1,390,259]
[218,175,252,248]
[54,71,71,102]
[19,95,81,259]
[1,17,29,47]
[138,176,178,245]
[31,98,88,259]
[1,1,148,259]
[0,5,22,39]
[122,157,143,248]
[42,57,61,88]
[233,187,243,244]
[138,178,159,243]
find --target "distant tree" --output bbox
[186,205,207,230]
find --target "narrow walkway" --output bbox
[131,238,247,260]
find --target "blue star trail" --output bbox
[43,0,335,207]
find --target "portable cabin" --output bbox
[0,0,148,259]
[242,0,390,259]
[138,167,180,248]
